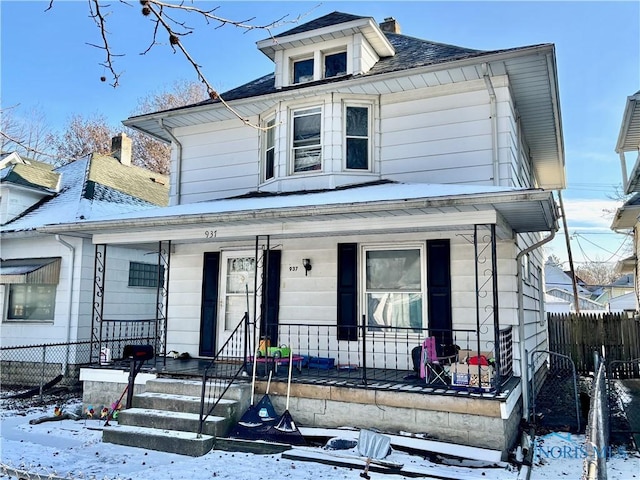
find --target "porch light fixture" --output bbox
[302,258,312,276]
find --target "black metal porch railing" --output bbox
[99,319,158,364]
[198,312,251,436]
[260,323,514,393]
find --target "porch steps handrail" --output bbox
[197,312,249,437]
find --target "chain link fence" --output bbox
[1,341,93,398]
[531,350,583,433]
[608,358,640,449]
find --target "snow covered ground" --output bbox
[1,394,638,480]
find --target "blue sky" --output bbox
[1,1,639,268]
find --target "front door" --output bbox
[217,252,257,351]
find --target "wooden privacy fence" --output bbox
[547,312,640,375]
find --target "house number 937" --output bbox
[204,230,217,239]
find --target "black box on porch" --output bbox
[122,344,154,361]
[305,356,335,370]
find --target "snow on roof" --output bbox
[55,181,532,226]
[1,157,164,233]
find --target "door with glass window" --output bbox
[217,253,257,351]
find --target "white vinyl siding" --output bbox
[172,119,260,204]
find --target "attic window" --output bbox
[293,58,314,84]
[325,51,347,78]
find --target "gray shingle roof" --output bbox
[274,11,368,37]
[187,22,534,106]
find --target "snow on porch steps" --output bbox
[116,407,230,437]
[102,424,214,457]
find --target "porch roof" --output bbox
[39,182,558,244]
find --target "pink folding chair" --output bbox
[421,336,448,385]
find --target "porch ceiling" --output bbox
[40,184,558,246]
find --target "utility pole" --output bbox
[558,191,580,313]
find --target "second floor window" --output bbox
[325,51,347,78]
[293,58,314,84]
[346,106,370,170]
[264,118,275,180]
[292,107,322,173]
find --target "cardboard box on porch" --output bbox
[451,349,495,390]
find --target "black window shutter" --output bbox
[337,243,358,341]
[427,239,452,348]
[261,249,281,345]
[199,252,220,357]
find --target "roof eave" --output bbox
[38,188,558,237]
[616,91,640,153]
[257,17,395,60]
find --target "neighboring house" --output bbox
[611,90,640,310]
[0,134,169,376]
[593,273,635,307]
[607,291,637,313]
[544,293,570,314]
[41,13,565,455]
[544,261,605,311]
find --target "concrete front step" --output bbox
[148,377,251,404]
[102,425,214,457]
[117,407,231,437]
[132,392,240,421]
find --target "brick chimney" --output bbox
[379,17,401,34]
[111,132,132,166]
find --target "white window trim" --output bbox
[323,49,348,79]
[291,54,315,85]
[5,283,57,323]
[289,105,323,175]
[343,102,373,172]
[289,45,349,85]
[360,243,427,333]
[261,115,277,182]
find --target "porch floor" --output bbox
[94,355,518,401]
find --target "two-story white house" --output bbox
[611,90,640,310]
[42,12,565,455]
[0,134,169,384]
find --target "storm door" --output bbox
[217,252,258,351]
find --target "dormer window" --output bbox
[293,58,314,84]
[324,51,347,78]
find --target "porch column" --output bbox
[473,224,502,391]
[155,240,171,369]
[490,224,502,387]
[90,243,107,365]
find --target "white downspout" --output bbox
[483,63,500,186]
[56,234,75,375]
[515,228,556,420]
[159,118,183,205]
